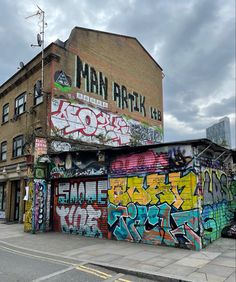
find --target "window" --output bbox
[0,142,7,161]
[2,104,9,123]
[0,183,6,211]
[34,80,43,105]
[15,93,26,115]
[13,135,24,158]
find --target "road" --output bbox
[0,244,155,282]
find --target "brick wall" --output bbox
[50,28,164,145]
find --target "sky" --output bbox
[0,0,235,147]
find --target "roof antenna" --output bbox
[17,61,25,69]
[26,6,47,94]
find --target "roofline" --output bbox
[74,26,163,71]
[1,26,163,90]
[102,138,232,153]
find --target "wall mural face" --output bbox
[54,179,108,238]
[202,169,235,246]
[50,153,107,179]
[50,99,163,146]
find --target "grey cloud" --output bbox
[1,0,235,147]
[0,1,39,84]
[202,96,236,117]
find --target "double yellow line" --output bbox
[75,264,131,282]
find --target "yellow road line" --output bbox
[77,264,132,282]
[78,265,132,281]
[76,266,108,279]
[118,278,132,282]
[79,264,112,278]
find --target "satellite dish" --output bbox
[19,62,24,68]
[37,33,42,46]
[35,80,42,95]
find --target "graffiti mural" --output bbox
[54,179,108,238]
[110,150,169,174]
[24,180,34,232]
[168,147,193,169]
[108,147,202,251]
[33,180,47,232]
[51,99,163,146]
[109,172,198,210]
[54,70,72,92]
[110,147,193,175]
[50,153,107,178]
[51,141,72,152]
[108,146,235,250]
[202,169,234,246]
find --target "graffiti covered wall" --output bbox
[201,168,235,246]
[49,153,107,179]
[24,181,34,232]
[108,145,235,250]
[33,180,48,232]
[108,146,203,250]
[24,179,49,232]
[51,99,163,146]
[54,178,108,238]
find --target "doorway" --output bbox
[10,180,21,221]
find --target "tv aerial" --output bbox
[17,61,25,69]
[26,5,47,93]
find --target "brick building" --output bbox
[0,27,164,222]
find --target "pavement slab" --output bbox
[225,271,236,282]
[104,247,141,256]
[186,271,209,282]
[222,250,236,258]
[188,250,221,260]
[158,263,197,276]
[175,257,211,268]
[199,263,235,278]
[187,272,226,282]
[107,257,141,267]
[136,264,162,273]
[211,256,236,268]
[124,250,160,261]
[161,250,190,260]
[146,257,175,267]
[90,253,123,263]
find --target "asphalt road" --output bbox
[0,244,155,282]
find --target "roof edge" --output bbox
[73,26,163,71]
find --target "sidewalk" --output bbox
[0,223,235,282]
